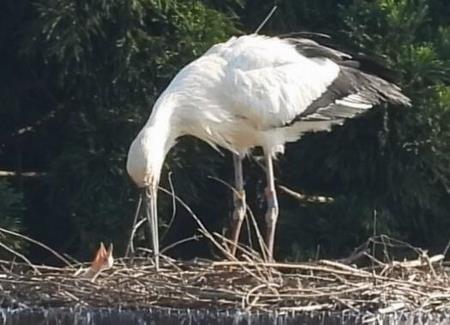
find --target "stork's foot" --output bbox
[229,190,246,256]
[264,187,279,261]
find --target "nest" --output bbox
[0,235,449,314]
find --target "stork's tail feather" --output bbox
[284,65,411,130]
[285,33,411,120]
[273,68,411,147]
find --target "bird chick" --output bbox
[78,242,114,280]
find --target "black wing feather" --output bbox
[281,34,410,129]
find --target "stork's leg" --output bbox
[229,153,246,256]
[263,151,279,261]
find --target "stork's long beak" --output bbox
[143,186,159,270]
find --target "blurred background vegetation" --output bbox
[0,0,449,263]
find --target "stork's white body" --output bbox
[127,34,410,265]
[166,36,340,152]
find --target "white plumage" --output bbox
[127,34,410,267]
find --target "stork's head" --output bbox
[126,121,176,270]
[126,127,166,189]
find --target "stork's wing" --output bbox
[222,35,410,132]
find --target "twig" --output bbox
[125,195,143,257]
[442,239,450,258]
[254,4,278,34]
[157,186,237,262]
[278,185,334,204]
[218,174,271,261]
[207,176,268,261]
[160,235,202,254]
[0,226,72,267]
[160,171,177,242]
[0,241,40,274]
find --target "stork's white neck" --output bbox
[126,94,179,188]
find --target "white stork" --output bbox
[126,34,410,267]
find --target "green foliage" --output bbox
[0,181,25,254]
[0,0,236,258]
[0,0,449,261]
[276,0,450,258]
[342,0,450,238]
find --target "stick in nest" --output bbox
[0,226,72,267]
[208,176,270,262]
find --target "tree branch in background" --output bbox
[0,109,59,145]
[278,185,334,204]
[0,171,46,177]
